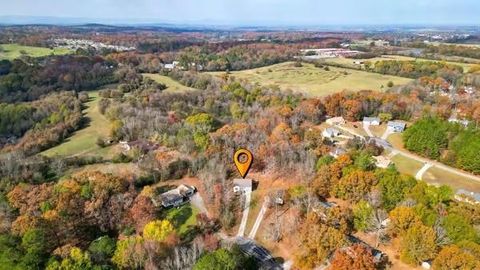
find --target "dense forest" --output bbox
[0,92,83,155]
[365,60,463,80]
[403,117,480,174]
[0,55,117,102]
[424,44,480,60]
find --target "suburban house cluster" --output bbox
[323,115,409,168]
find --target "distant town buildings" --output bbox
[300,48,360,59]
[52,38,136,52]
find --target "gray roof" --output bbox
[233,178,252,188]
[456,189,480,202]
[159,190,183,204]
[387,121,406,129]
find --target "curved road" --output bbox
[335,124,480,183]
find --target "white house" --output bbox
[233,178,252,193]
[448,117,470,127]
[455,189,480,204]
[363,117,380,126]
[326,116,346,126]
[387,121,406,133]
[322,127,341,139]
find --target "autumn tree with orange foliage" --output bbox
[329,244,376,270]
[333,170,378,202]
[432,244,479,270]
[294,213,347,269]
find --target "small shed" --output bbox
[329,147,347,158]
[373,156,392,168]
[322,127,341,139]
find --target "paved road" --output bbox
[381,128,393,140]
[237,190,252,237]
[362,123,374,137]
[236,237,282,269]
[248,197,270,239]
[415,162,433,180]
[338,124,480,183]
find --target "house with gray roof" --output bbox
[152,184,196,208]
[387,121,406,133]
[233,178,252,193]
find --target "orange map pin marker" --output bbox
[234,148,253,178]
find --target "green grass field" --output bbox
[0,44,71,60]
[210,62,412,97]
[166,204,199,235]
[391,154,424,177]
[324,55,476,73]
[143,74,195,93]
[40,90,114,158]
[423,166,480,193]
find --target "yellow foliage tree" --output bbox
[143,219,174,242]
[388,206,421,236]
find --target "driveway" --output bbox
[190,192,209,217]
[248,197,270,239]
[362,123,374,137]
[236,237,281,269]
[338,124,480,183]
[237,190,252,237]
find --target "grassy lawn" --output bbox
[324,55,476,73]
[387,133,405,150]
[143,73,195,93]
[166,204,199,235]
[40,90,114,158]
[209,62,412,97]
[0,43,71,60]
[391,154,424,177]
[369,124,387,137]
[423,167,480,193]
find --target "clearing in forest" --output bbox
[0,43,71,60]
[209,62,412,97]
[40,90,114,158]
[324,55,476,73]
[143,73,195,93]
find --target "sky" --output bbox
[0,0,479,26]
